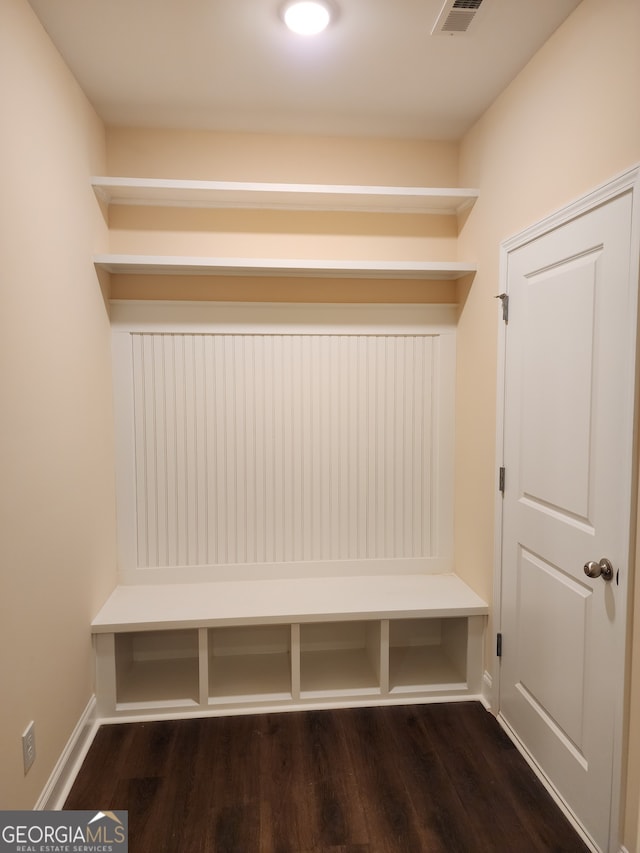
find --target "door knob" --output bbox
[583,558,614,581]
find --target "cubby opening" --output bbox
[300,620,382,697]
[208,624,292,704]
[388,617,467,692]
[114,629,200,708]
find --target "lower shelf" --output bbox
[389,646,466,693]
[301,649,381,698]
[209,654,292,704]
[116,660,201,710]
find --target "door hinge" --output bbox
[499,466,505,494]
[495,292,509,322]
[496,632,503,657]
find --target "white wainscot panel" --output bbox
[112,304,455,581]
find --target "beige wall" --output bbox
[109,274,458,304]
[0,0,117,808]
[107,205,458,266]
[456,0,640,847]
[106,127,459,187]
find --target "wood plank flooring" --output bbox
[65,702,590,853]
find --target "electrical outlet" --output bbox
[22,721,36,774]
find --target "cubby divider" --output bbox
[291,623,301,702]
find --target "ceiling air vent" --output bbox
[431,0,485,36]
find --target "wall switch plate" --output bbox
[22,721,36,774]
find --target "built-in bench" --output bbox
[92,573,488,720]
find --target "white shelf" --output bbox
[91,176,479,215]
[389,646,467,694]
[208,654,292,704]
[94,254,476,281]
[116,659,201,710]
[92,177,478,281]
[300,649,381,698]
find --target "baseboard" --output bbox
[481,670,492,711]
[96,693,487,726]
[35,695,100,810]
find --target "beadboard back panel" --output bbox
[111,302,456,583]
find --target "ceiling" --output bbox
[28,0,583,140]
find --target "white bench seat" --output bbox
[92,573,488,633]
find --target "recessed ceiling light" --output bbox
[281,0,333,35]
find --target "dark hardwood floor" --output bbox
[65,702,590,853]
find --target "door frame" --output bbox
[492,164,640,851]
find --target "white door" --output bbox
[498,181,638,852]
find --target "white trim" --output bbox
[501,164,640,253]
[112,333,137,574]
[494,163,640,853]
[109,300,458,335]
[35,696,99,810]
[117,557,454,586]
[491,242,508,714]
[95,693,487,726]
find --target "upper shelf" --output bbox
[91,177,479,216]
